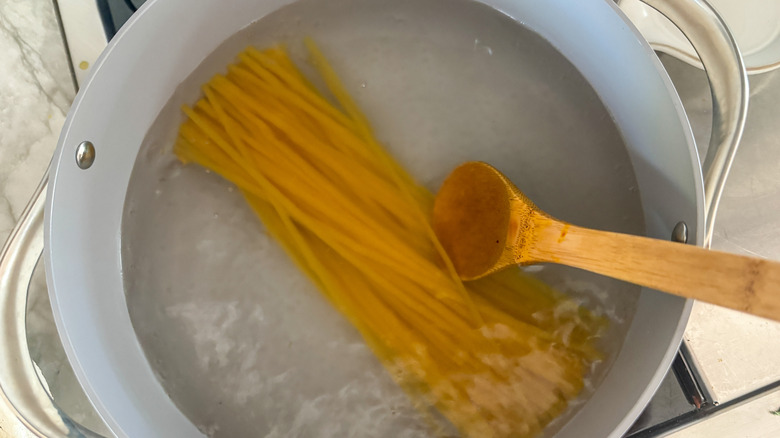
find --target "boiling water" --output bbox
[123,0,644,436]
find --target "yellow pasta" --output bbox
[175,40,606,438]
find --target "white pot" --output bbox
[0,0,747,437]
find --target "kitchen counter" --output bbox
[1,1,780,437]
[0,0,75,436]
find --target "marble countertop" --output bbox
[0,0,75,435]
[0,0,73,238]
[1,1,780,437]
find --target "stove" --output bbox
[95,0,146,39]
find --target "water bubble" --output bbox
[473,38,493,56]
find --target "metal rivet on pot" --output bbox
[75,141,95,169]
[672,221,688,243]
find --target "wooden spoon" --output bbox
[432,161,780,322]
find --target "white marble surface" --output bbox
[0,0,78,436]
[0,0,73,236]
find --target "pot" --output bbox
[0,0,747,437]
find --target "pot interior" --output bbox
[122,0,644,436]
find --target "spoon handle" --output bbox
[526,217,780,322]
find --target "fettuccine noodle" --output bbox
[175,40,606,438]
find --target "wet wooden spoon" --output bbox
[432,161,780,322]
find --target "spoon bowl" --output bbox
[432,161,513,279]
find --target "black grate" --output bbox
[95,0,146,40]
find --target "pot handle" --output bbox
[0,170,102,437]
[634,0,749,247]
